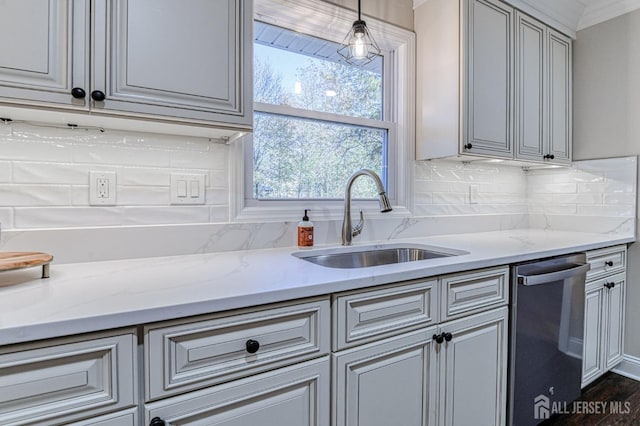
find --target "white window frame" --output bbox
[230,0,415,222]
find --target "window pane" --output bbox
[254,21,383,120]
[253,112,387,199]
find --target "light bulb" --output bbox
[351,34,367,58]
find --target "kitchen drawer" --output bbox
[145,297,330,400]
[586,245,627,281]
[332,279,438,351]
[145,357,329,426]
[0,330,137,426]
[68,407,138,426]
[440,266,509,322]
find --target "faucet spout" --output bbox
[342,169,393,246]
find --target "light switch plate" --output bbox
[170,173,206,204]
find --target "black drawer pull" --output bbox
[246,339,260,354]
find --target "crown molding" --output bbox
[577,0,640,30]
[413,0,640,38]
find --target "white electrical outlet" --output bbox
[170,173,206,205]
[89,171,117,205]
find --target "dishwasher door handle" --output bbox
[518,263,590,286]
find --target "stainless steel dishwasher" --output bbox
[508,253,590,425]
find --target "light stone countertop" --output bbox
[0,229,634,346]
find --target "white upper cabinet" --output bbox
[463,0,514,158]
[415,0,572,165]
[547,28,572,163]
[92,0,251,127]
[0,0,252,133]
[0,0,88,107]
[515,13,572,164]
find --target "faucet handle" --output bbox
[352,210,364,237]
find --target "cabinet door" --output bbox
[146,357,329,426]
[582,284,604,387]
[0,0,88,107]
[0,332,136,425]
[463,0,513,158]
[547,28,572,164]
[438,307,508,426]
[92,0,251,127]
[604,276,625,369]
[333,328,437,426]
[514,13,546,162]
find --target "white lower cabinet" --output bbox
[332,267,509,426]
[582,245,627,388]
[582,273,626,387]
[437,307,508,426]
[0,330,137,426]
[145,357,330,426]
[333,328,438,426]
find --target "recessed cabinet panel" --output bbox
[333,279,438,350]
[145,298,330,400]
[464,0,513,157]
[0,332,136,425]
[332,329,436,426]
[605,275,625,369]
[146,358,329,426]
[93,0,250,125]
[515,13,546,161]
[0,0,88,106]
[440,266,509,321]
[582,283,605,386]
[548,29,572,164]
[586,246,626,281]
[438,307,508,426]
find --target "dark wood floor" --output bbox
[541,372,640,425]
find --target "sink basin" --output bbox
[293,244,467,269]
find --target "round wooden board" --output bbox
[0,252,54,272]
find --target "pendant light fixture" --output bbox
[337,0,381,66]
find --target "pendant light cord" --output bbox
[358,0,362,21]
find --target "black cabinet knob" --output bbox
[443,332,453,342]
[246,339,260,354]
[604,282,616,289]
[71,87,86,99]
[149,417,165,426]
[433,333,444,344]
[544,154,555,160]
[605,260,614,267]
[464,143,473,150]
[91,90,106,101]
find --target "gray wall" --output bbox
[573,10,640,358]
[322,0,414,30]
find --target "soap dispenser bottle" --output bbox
[297,209,314,248]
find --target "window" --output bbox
[233,0,415,220]
[253,22,387,200]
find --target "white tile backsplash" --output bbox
[0,121,636,263]
[0,123,227,228]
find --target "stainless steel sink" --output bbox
[293,244,466,269]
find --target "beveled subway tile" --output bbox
[209,205,229,223]
[0,208,14,228]
[15,207,123,228]
[117,186,170,206]
[13,162,104,184]
[119,167,171,186]
[0,184,71,206]
[122,206,210,225]
[0,161,10,182]
[0,139,73,162]
[72,143,172,167]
